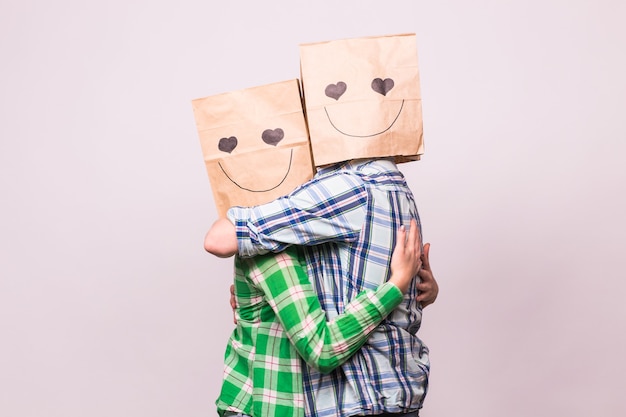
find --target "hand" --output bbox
[204,218,238,257]
[230,284,237,325]
[415,243,438,308]
[388,219,422,294]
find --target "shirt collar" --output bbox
[316,157,396,175]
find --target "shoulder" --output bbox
[289,169,368,199]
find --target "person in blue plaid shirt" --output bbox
[206,157,437,417]
[218,220,423,417]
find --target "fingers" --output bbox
[405,219,421,272]
[421,242,431,271]
[396,224,407,250]
[416,266,434,289]
[404,219,422,274]
[415,285,435,307]
[408,219,421,257]
[230,284,237,324]
[416,297,433,309]
[397,219,420,252]
[415,242,438,309]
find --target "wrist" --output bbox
[389,273,409,294]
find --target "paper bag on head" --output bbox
[299,33,424,166]
[191,79,314,217]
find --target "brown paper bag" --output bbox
[191,79,314,217]
[299,33,424,166]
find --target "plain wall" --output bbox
[1,1,624,416]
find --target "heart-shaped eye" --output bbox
[218,136,238,153]
[261,128,284,146]
[325,82,347,100]
[371,78,394,96]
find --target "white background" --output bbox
[1,1,624,416]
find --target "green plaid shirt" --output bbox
[217,247,403,417]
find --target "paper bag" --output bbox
[299,33,424,166]
[192,79,314,217]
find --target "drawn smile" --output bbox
[217,149,294,192]
[323,100,405,137]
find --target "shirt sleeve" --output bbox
[243,249,403,374]
[227,171,369,258]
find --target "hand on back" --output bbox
[389,219,422,294]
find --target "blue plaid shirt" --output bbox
[228,158,429,417]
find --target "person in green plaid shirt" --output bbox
[217,220,423,417]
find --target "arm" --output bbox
[204,217,237,257]
[247,221,421,374]
[230,238,437,321]
[228,172,368,257]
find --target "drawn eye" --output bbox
[371,78,394,96]
[325,82,347,100]
[261,128,284,146]
[218,136,238,153]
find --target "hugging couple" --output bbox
[192,33,438,417]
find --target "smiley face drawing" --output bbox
[215,127,294,192]
[300,34,424,166]
[192,79,314,217]
[322,78,404,137]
